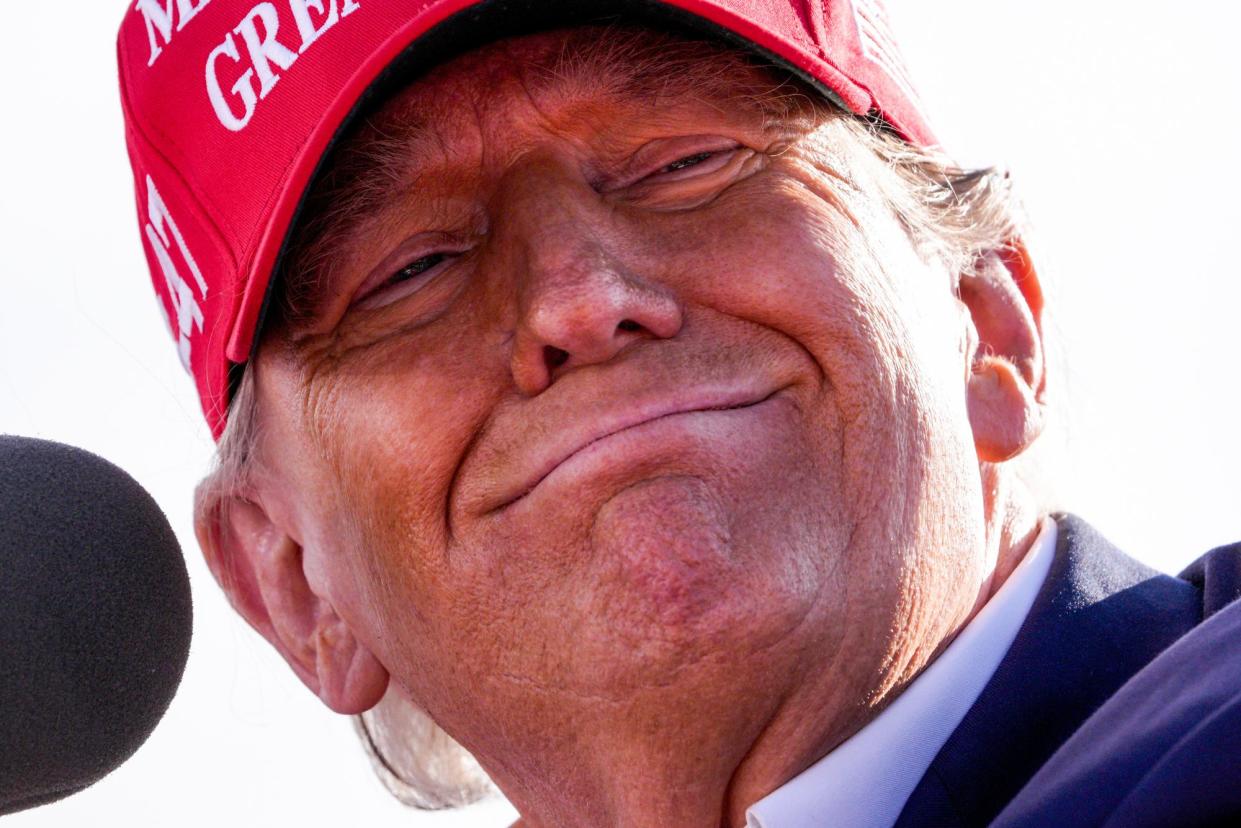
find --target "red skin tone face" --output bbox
[202,29,1045,828]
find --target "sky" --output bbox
[1,1,1237,826]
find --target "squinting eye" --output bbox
[642,148,736,184]
[389,252,449,285]
[354,250,459,311]
[659,152,714,173]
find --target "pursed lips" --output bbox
[484,384,784,513]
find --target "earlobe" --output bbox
[194,484,389,714]
[313,613,391,715]
[959,242,1047,463]
[968,355,1044,462]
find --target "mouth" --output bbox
[487,386,784,514]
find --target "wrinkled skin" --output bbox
[198,28,1046,828]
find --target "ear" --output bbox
[959,240,1047,463]
[194,484,389,714]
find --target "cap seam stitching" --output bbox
[117,36,247,249]
[118,41,240,272]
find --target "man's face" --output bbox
[252,27,990,799]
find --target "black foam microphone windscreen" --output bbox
[0,436,192,815]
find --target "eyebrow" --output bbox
[274,117,437,330]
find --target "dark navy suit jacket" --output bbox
[892,514,1241,828]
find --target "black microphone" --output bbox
[0,436,192,815]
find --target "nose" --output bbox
[496,158,684,395]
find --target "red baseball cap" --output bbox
[117,0,934,438]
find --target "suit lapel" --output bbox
[894,514,1203,828]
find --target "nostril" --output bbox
[544,345,569,369]
[617,319,641,333]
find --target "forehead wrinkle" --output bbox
[365,30,801,205]
[528,28,811,128]
[492,28,791,142]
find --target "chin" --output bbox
[541,474,828,692]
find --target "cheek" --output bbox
[292,324,509,661]
[651,182,907,456]
[647,173,980,568]
[644,177,874,372]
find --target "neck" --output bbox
[485,622,880,828]
[975,464,1043,612]
[498,687,795,828]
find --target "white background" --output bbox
[2,1,1237,825]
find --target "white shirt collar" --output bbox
[746,517,1058,828]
